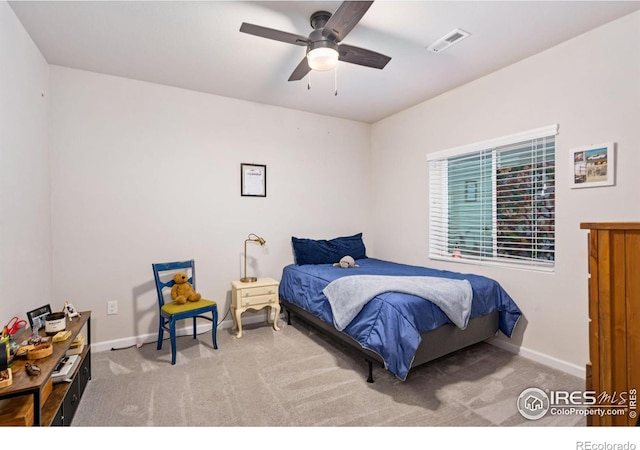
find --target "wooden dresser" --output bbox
[0,311,91,426]
[581,222,639,426]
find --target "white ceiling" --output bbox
[9,0,640,123]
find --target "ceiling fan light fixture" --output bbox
[307,47,339,71]
[240,2,390,82]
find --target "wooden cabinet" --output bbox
[231,278,280,339]
[0,311,91,426]
[581,223,639,426]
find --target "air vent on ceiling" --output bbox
[426,28,470,54]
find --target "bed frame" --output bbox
[280,297,499,383]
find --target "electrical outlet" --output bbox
[107,300,118,315]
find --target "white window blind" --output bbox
[427,125,558,271]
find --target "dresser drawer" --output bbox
[239,285,278,298]
[61,374,81,426]
[240,293,277,307]
[78,350,91,398]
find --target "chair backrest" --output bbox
[152,260,196,308]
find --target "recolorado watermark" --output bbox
[575,443,636,450]
[516,387,637,421]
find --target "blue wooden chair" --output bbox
[152,260,218,364]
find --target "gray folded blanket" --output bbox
[323,275,473,331]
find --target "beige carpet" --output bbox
[71,318,585,427]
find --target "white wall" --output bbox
[49,66,372,346]
[370,11,640,376]
[0,1,52,321]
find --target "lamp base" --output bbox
[240,277,257,283]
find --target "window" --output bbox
[427,125,558,271]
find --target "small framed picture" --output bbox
[571,143,615,189]
[64,301,79,318]
[241,163,267,197]
[26,304,52,330]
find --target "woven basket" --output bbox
[26,343,53,360]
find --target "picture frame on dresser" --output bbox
[64,301,80,319]
[26,304,52,330]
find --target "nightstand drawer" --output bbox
[241,293,277,307]
[239,285,277,297]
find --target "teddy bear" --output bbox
[170,273,202,304]
[333,255,359,269]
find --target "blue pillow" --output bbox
[292,233,367,265]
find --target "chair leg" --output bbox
[170,318,177,365]
[157,318,164,350]
[212,308,218,350]
[192,317,197,339]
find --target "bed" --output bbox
[278,234,522,382]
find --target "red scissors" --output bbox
[6,316,27,335]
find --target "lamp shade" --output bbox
[307,47,339,71]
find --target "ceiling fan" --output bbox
[239,1,391,82]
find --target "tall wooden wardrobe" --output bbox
[580,222,639,426]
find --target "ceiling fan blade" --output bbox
[322,1,373,42]
[240,23,309,46]
[288,56,311,81]
[338,43,391,69]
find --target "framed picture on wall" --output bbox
[241,163,267,197]
[570,142,615,189]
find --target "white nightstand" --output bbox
[231,277,281,338]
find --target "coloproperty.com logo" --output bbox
[517,387,637,420]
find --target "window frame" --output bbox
[427,124,558,272]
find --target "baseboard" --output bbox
[91,315,261,353]
[487,337,586,380]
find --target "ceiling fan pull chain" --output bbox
[307,71,311,90]
[334,65,338,96]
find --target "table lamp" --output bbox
[241,233,266,283]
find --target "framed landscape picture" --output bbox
[570,143,615,189]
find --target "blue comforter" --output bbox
[278,258,522,380]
